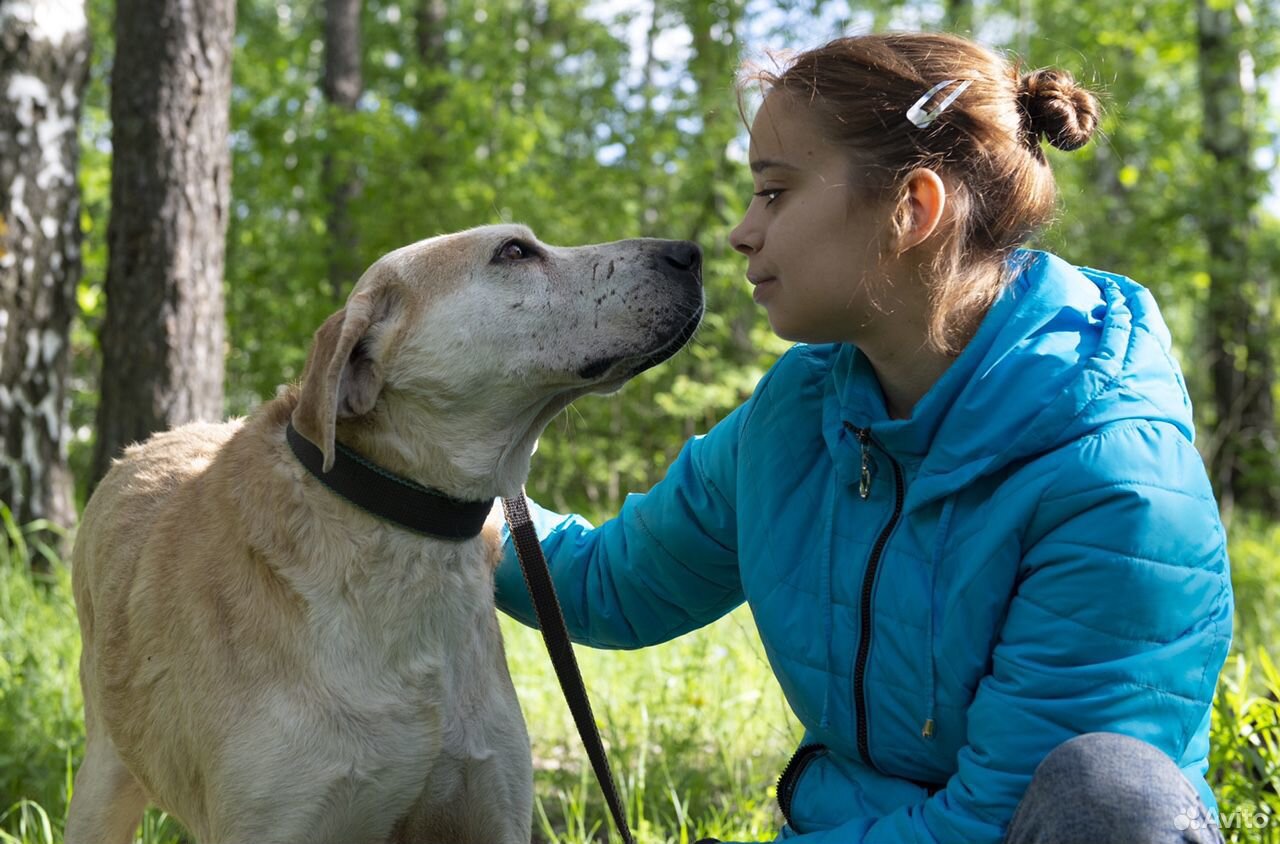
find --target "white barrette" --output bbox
[905,79,973,128]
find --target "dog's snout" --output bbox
[661,241,702,279]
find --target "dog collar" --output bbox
[286,422,493,541]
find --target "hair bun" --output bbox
[1017,69,1099,151]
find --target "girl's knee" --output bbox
[1034,732,1172,784]
[1006,733,1222,844]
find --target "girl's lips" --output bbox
[751,277,778,302]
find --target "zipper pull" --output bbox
[921,719,935,739]
[846,423,872,499]
[860,443,872,499]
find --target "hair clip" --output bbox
[905,79,973,128]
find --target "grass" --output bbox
[1,504,1277,843]
[504,611,798,842]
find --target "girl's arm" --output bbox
[494,394,758,649]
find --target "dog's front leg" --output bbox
[66,729,150,844]
[391,696,533,843]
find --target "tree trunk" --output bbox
[682,0,743,246]
[414,0,447,107]
[1196,0,1277,518]
[323,0,363,302]
[412,0,449,175]
[0,0,90,556]
[90,0,235,491]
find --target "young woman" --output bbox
[496,31,1231,844]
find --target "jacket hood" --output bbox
[822,249,1195,512]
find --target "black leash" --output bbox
[502,493,634,844]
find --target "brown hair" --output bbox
[738,32,1101,354]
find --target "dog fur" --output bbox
[66,224,702,843]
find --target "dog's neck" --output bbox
[286,421,494,540]
[331,388,578,503]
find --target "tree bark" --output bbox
[90,0,235,491]
[414,0,447,102]
[412,0,449,173]
[0,0,91,553]
[682,0,743,246]
[1196,0,1277,518]
[323,0,363,302]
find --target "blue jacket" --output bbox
[496,249,1233,842]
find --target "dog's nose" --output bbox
[662,241,702,279]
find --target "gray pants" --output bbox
[1005,733,1226,844]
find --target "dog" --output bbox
[66,224,703,844]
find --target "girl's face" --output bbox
[730,94,897,344]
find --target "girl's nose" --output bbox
[729,215,758,256]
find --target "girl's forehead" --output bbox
[748,96,835,169]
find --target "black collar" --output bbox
[285,422,493,541]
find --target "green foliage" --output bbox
[70,0,117,510]
[1210,650,1280,843]
[0,508,81,821]
[64,0,1279,521]
[65,0,1280,517]
[1228,516,1280,658]
[0,800,55,844]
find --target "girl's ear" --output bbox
[893,167,948,253]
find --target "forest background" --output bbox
[1,0,1279,841]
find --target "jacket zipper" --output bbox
[776,743,827,829]
[845,423,904,772]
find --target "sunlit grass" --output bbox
[502,608,798,842]
[1,503,1276,843]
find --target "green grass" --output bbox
[1,504,1277,843]
[503,610,798,842]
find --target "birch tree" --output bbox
[90,0,235,489]
[0,0,90,549]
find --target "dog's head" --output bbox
[291,224,703,488]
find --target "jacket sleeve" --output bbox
[772,421,1233,844]
[493,393,756,650]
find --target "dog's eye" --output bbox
[496,239,538,262]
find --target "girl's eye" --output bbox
[754,188,785,206]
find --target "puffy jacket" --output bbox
[495,249,1233,843]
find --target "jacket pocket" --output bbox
[777,743,828,830]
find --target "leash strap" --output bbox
[502,493,634,844]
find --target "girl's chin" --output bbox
[765,313,844,345]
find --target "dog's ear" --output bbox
[292,287,397,471]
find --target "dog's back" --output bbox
[72,405,302,840]
[75,416,248,751]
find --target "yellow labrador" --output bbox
[66,224,703,844]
